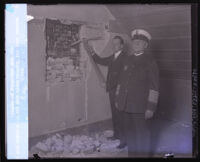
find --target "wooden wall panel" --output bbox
[156,60,191,70]
[118,8,190,31]
[142,23,191,39]
[160,69,191,80]
[151,50,191,60]
[149,38,191,50]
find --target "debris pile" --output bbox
[30,130,126,157]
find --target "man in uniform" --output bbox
[83,35,127,148]
[115,29,160,157]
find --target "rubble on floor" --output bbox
[29,130,127,158]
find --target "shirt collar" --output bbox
[115,50,122,55]
[114,50,122,59]
[134,52,144,56]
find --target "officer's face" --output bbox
[132,39,148,53]
[113,38,123,53]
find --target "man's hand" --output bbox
[82,38,90,51]
[82,38,94,55]
[145,109,154,120]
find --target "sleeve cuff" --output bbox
[147,101,157,112]
[115,84,121,96]
[148,89,159,104]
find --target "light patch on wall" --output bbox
[102,5,116,21]
[27,15,34,22]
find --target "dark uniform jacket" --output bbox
[92,50,127,92]
[115,52,160,114]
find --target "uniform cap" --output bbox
[131,29,152,42]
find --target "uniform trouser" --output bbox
[121,111,154,157]
[108,89,126,144]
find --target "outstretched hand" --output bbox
[82,38,94,55]
[145,109,154,120]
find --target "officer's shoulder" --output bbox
[145,53,159,70]
[145,53,156,63]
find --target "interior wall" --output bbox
[28,5,118,138]
[28,4,192,155]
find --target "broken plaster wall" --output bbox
[28,5,126,138]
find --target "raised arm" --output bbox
[82,38,113,66]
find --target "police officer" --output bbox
[83,36,127,148]
[115,29,160,157]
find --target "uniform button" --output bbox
[124,65,128,71]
